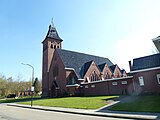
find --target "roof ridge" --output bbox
[57,48,111,60]
[133,53,160,60]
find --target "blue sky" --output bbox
[0,0,159,81]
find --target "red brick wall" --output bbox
[48,50,66,97]
[42,39,54,97]
[66,86,79,96]
[42,38,62,97]
[80,77,134,96]
[132,69,160,95]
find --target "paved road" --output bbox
[0,104,133,120]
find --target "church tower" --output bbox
[42,21,63,97]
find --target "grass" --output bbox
[19,96,118,109]
[110,95,160,113]
[2,95,160,112]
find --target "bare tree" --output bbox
[0,74,34,97]
[0,75,7,96]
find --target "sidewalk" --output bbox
[7,103,159,120]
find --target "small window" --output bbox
[121,81,127,84]
[105,72,108,79]
[157,74,160,84]
[112,82,118,86]
[54,45,56,49]
[71,77,75,84]
[91,85,95,88]
[139,76,144,86]
[50,43,53,48]
[85,85,88,88]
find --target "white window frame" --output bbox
[139,76,144,86]
[91,84,95,88]
[121,81,127,85]
[85,85,88,88]
[86,77,90,83]
[112,82,118,86]
[157,74,160,84]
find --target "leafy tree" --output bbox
[33,78,41,95]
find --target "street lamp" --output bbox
[21,63,34,107]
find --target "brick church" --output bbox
[42,22,131,97]
[42,22,160,97]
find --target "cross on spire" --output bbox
[45,18,62,41]
[51,18,55,28]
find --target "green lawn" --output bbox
[110,95,160,112]
[19,96,118,109]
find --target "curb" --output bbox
[7,103,158,120]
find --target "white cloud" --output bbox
[114,34,156,72]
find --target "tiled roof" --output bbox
[56,49,113,79]
[80,61,93,78]
[98,63,106,72]
[109,64,117,73]
[121,69,125,74]
[132,53,160,71]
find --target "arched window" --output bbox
[53,65,58,78]
[71,77,75,84]
[51,43,53,48]
[54,45,56,49]
[94,71,96,81]
[105,72,108,79]
[91,71,98,81]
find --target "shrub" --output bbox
[7,94,16,98]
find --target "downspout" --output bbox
[107,81,110,95]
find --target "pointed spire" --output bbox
[45,19,63,41]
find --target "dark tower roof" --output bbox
[45,22,63,41]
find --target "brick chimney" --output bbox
[128,61,132,71]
